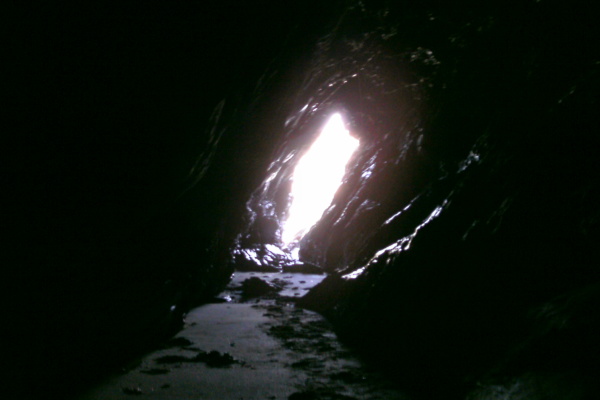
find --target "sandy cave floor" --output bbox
[78,272,410,400]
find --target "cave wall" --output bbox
[236,1,600,399]
[293,2,600,399]
[6,2,332,398]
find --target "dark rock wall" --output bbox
[6,2,330,398]
[292,2,600,399]
[239,1,600,399]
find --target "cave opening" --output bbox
[231,107,365,272]
[281,112,359,247]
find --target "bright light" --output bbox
[282,113,359,245]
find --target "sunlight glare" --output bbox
[282,113,359,245]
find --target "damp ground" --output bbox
[78,272,410,400]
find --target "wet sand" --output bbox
[78,272,408,400]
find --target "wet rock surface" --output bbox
[240,277,279,298]
[231,244,324,274]
[221,271,327,302]
[282,262,324,275]
[154,350,240,368]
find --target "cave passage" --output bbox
[281,113,359,245]
[11,1,600,399]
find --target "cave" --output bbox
[7,1,600,399]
